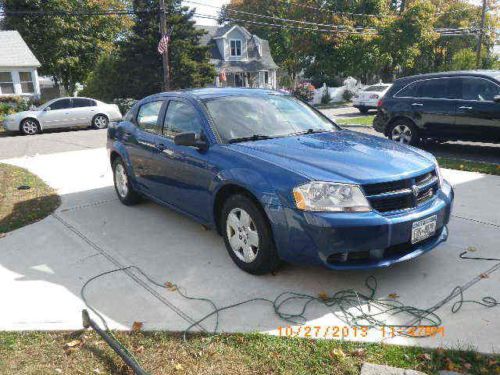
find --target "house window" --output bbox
[230,40,242,57]
[264,71,269,85]
[0,72,15,94]
[19,72,34,94]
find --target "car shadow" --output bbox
[0,126,97,138]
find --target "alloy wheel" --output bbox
[226,207,259,263]
[94,115,108,129]
[114,163,129,198]
[22,120,39,135]
[391,124,413,144]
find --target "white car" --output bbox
[2,97,122,135]
[352,83,392,114]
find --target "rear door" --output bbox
[70,98,97,125]
[39,98,73,128]
[454,76,500,142]
[408,78,458,138]
[123,99,166,192]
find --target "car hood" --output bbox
[229,130,436,184]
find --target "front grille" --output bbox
[364,170,438,213]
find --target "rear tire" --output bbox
[20,118,40,135]
[221,194,280,275]
[112,157,140,205]
[358,107,369,114]
[92,114,109,129]
[388,119,419,146]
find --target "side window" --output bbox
[72,98,94,108]
[416,79,450,99]
[461,78,499,101]
[395,81,419,98]
[163,101,203,138]
[136,101,163,134]
[50,99,72,110]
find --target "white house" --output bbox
[0,30,41,98]
[196,24,279,89]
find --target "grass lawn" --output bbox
[0,332,498,375]
[336,115,375,127]
[0,163,60,233]
[437,157,500,176]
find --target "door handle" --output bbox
[459,106,472,110]
[411,103,423,107]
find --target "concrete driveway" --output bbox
[1,146,499,354]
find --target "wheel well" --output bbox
[19,117,40,131]
[386,116,416,136]
[93,113,109,122]
[213,184,265,235]
[110,151,121,165]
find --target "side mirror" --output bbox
[174,132,208,151]
[44,106,51,111]
[494,95,500,103]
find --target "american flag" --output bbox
[157,34,170,55]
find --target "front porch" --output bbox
[215,70,277,90]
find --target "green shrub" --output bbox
[320,88,331,104]
[113,98,137,114]
[342,89,355,102]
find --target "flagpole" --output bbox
[159,0,170,91]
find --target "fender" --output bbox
[109,141,141,191]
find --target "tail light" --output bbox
[377,99,383,107]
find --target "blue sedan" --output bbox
[107,88,454,274]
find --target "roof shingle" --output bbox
[0,31,41,68]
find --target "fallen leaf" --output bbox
[55,369,63,374]
[479,273,489,279]
[332,348,346,359]
[318,292,329,301]
[64,339,82,348]
[93,369,101,374]
[350,348,366,357]
[131,321,143,332]
[445,358,456,371]
[488,359,497,367]
[464,363,472,370]
[418,353,432,361]
[0,233,5,238]
[388,293,399,299]
[467,246,478,252]
[174,363,184,371]
[135,345,145,354]
[164,282,177,292]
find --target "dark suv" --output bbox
[373,70,500,145]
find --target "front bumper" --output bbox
[2,118,18,132]
[278,181,454,270]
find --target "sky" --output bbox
[183,0,231,25]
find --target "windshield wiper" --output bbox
[293,128,329,136]
[228,134,274,144]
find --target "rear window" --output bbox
[364,85,389,92]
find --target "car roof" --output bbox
[394,70,500,84]
[146,87,286,101]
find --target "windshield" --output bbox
[364,85,390,92]
[203,95,338,143]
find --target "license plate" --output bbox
[411,215,437,244]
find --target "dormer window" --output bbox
[230,39,242,57]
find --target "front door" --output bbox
[39,98,73,128]
[151,99,213,222]
[454,77,500,142]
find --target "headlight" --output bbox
[293,182,371,212]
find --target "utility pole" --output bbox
[159,0,170,90]
[476,0,487,68]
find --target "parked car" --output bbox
[352,83,392,113]
[108,88,453,274]
[374,70,500,145]
[2,97,122,135]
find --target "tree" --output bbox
[449,48,477,70]
[81,0,216,100]
[2,0,132,94]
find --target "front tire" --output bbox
[388,119,419,146]
[20,118,40,135]
[112,157,140,205]
[92,114,109,129]
[221,194,280,275]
